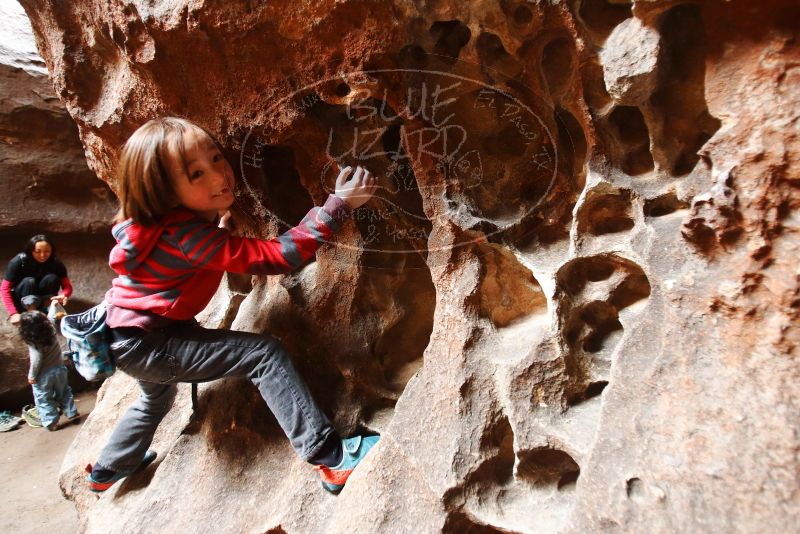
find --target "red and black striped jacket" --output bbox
[105,194,351,327]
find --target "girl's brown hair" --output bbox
[115,117,225,225]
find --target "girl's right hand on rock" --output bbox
[335,165,378,210]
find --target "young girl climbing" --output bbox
[87,117,379,495]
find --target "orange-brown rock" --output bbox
[18,0,799,532]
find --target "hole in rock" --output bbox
[650,4,721,176]
[356,246,435,395]
[567,380,609,405]
[476,32,521,79]
[257,145,315,229]
[555,107,588,181]
[513,4,534,25]
[517,447,580,487]
[673,132,713,175]
[476,32,510,67]
[474,415,516,486]
[719,228,744,247]
[430,20,472,59]
[681,220,717,256]
[563,315,584,348]
[609,106,648,144]
[398,44,428,69]
[541,38,574,99]
[585,380,608,399]
[227,272,253,294]
[777,200,791,220]
[558,469,580,491]
[477,244,547,327]
[578,301,622,353]
[577,190,635,236]
[335,83,351,97]
[585,261,614,282]
[624,146,655,176]
[578,0,632,41]
[644,192,689,217]
[610,273,651,309]
[360,397,398,430]
[580,59,612,111]
[556,255,650,360]
[582,326,618,353]
[557,255,621,296]
[453,86,557,226]
[607,106,654,175]
[537,222,571,245]
[381,122,402,156]
[626,477,645,501]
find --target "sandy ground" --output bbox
[0,389,97,534]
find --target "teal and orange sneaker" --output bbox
[313,434,380,494]
[85,450,157,493]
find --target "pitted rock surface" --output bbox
[18,0,799,532]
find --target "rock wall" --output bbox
[0,1,116,409]
[18,0,799,532]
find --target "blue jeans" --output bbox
[31,365,77,427]
[95,324,335,472]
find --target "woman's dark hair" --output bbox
[17,310,57,350]
[23,234,56,260]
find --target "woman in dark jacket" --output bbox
[2,234,72,325]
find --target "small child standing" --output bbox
[18,310,79,431]
[87,117,380,495]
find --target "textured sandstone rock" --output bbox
[18,0,800,532]
[0,2,115,235]
[0,2,116,408]
[600,17,660,105]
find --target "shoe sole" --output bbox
[316,435,381,495]
[321,481,344,494]
[88,451,157,493]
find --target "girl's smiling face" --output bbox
[167,127,235,221]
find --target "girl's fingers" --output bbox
[363,174,376,193]
[360,169,373,189]
[336,166,353,188]
[352,166,365,182]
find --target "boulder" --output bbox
[600,17,660,105]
